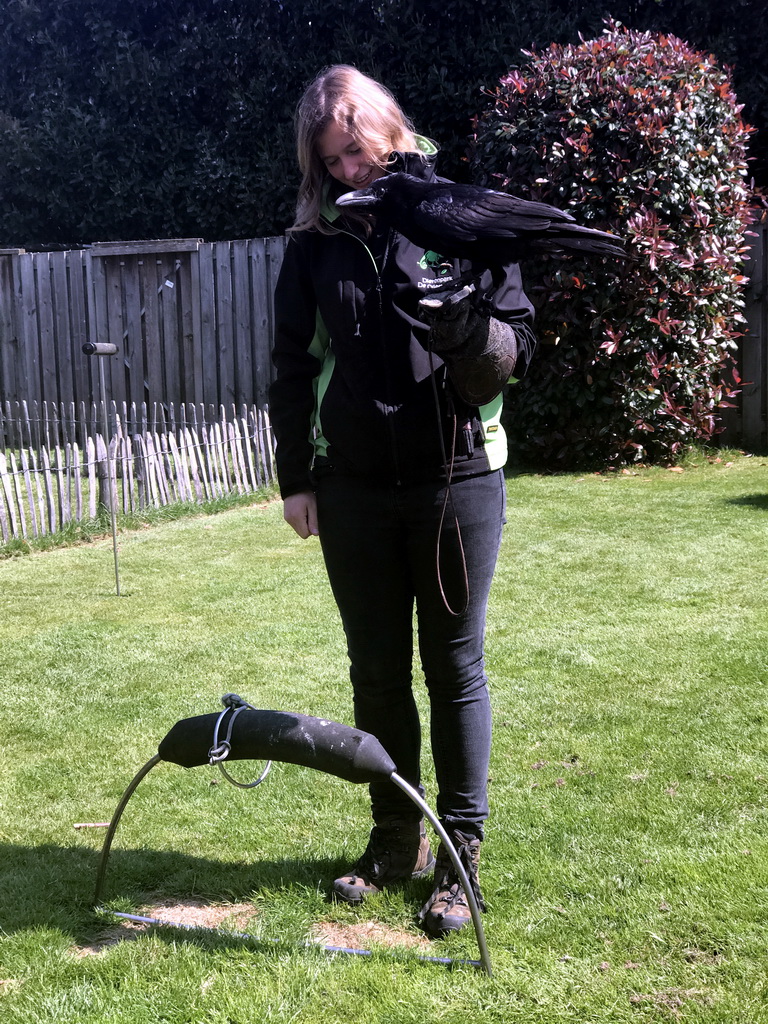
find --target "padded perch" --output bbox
[94,702,492,974]
[159,709,397,784]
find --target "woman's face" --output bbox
[316,121,385,191]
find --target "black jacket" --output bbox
[270,149,536,498]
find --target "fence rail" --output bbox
[0,401,276,545]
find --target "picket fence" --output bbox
[0,401,276,545]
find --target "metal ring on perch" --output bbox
[94,696,493,976]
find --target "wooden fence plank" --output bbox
[250,238,271,410]
[50,252,74,407]
[177,253,196,405]
[232,240,252,407]
[0,255,22,410]
[19,447,39,538]
[142,256,163,409]
[122,256,146,411]
[29,448,46,535]
[215,242,235,406]
[167,433,188,502]
[197,244,218,409]
[88,256,109,405]
[54,445,66,526]
[36,254,59,408]
[188,252,204,406]
[189,422,212,501]
[201,419,222,498]
[64,444,74,525]
[160,255,181,408]
[104,257,126,411]
[87,436,97,519]
[216,407,232,492]
[0,451,19,540]
[95,434,109,511]
[19,254,42,406]
[73,442,83,522]
[182,426,204,502]
[0,453,10,543]
[83,251,99,403]
[148,432,168,505]
[40,445,57,533]
[9,452,28,539]
[161,431,178,503]
[240,407,258,491]
[1,401,13,450]
[134,434,148,509]
[228,416,244,494]
[124,433,136,512]
[67,251,90,409]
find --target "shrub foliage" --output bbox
[0,0,584,245]
[475,20,754,467]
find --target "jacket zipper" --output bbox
[335,223,403,485]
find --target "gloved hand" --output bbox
[418,284,519,406]
[419,283,485,353]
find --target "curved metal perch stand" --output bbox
[94,702,493,976]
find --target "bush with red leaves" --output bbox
[475,20,754,467]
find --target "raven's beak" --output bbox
[335,188,378,208]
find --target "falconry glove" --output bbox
[419,284,518,406]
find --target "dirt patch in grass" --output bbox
[74,900,432,959]
[137,899,259,932]
[312,920,432,952]
[629,988,713,1017]
[72,899,260,957]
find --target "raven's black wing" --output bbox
[411,185,577,244]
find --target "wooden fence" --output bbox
[0,401,276,545]
[0,235,288,431]
[2,226,767,453]
[0,221,767,544]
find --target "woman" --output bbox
[269,65,535,937]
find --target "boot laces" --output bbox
[429,834,485,915]
[352,825,417,883]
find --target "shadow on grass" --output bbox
[0,842,343,939]
[727,493,768,511]
[0,842,448,968]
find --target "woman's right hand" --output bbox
[283,491,319,539]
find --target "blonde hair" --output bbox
[291,65,423,233]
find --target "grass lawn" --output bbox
[0,452,766,1022]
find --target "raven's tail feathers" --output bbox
[539,225,631,260]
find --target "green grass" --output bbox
[1,451,767,1022]
[0,488,274,560]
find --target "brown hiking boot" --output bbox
[418,830,485,938]
[332,820,435,904]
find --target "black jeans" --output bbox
[315,468,505,839]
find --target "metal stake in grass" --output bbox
[82,341,121,596]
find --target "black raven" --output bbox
[335,172,628,263]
